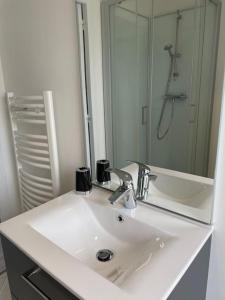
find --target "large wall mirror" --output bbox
[77,0,222,223]
[101,0,221,179]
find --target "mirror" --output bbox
[0,0,219,227]
[101,0,221,178]
[76,0,222,224]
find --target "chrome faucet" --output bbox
[128,161,157,201]
[106,168,137,209]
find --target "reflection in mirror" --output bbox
[102,0,221,178]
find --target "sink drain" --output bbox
[96,249,114,262]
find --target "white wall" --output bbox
[206,0,225,299]
[0,56,20,221]
[0,0,86,195]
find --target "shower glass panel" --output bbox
[110,1,149,168]
[103,0,220,177]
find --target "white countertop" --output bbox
[0,188,212,300]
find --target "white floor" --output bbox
[0,273,11,300]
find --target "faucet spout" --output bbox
[106,168,137,209]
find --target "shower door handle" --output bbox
[142,106,148,125]
[189,104,197,123]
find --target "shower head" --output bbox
[164,44,174,57]
[164,44,173,51]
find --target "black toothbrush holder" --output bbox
[76,167,92,194]
[96,160,111,184]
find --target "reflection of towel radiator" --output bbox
[7,91,60,211]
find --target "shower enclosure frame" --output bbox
[101,0,115,165]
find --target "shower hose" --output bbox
[157,50,175,140]
[157,97,175,140]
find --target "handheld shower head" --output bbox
[164,44,173,51]
[164,44,174,58]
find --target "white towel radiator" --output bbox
[7,91,60,211]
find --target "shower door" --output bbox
[109,5,149,168]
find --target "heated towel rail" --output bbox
[7,91,60,211]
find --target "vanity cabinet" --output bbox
[1,235,80,300]
[1,234,211,300]
[168,237,211,300]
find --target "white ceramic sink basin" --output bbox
[149,171,212,209]
[0,188,212,300]
[122,164,214,223]
[30,197,171,290]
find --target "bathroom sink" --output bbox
[122,164,214,223]
[149,172,212,208]
[30,196,171,290]
[0,188,212,300]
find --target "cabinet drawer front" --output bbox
[1,235,80,300]
[23,266,80,300]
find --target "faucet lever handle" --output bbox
[106,168,133,186]
[127,160,157,201]
[127,160,151,174]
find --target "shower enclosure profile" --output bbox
[102,0,220,177]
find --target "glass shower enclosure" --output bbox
[102,0,220,177]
